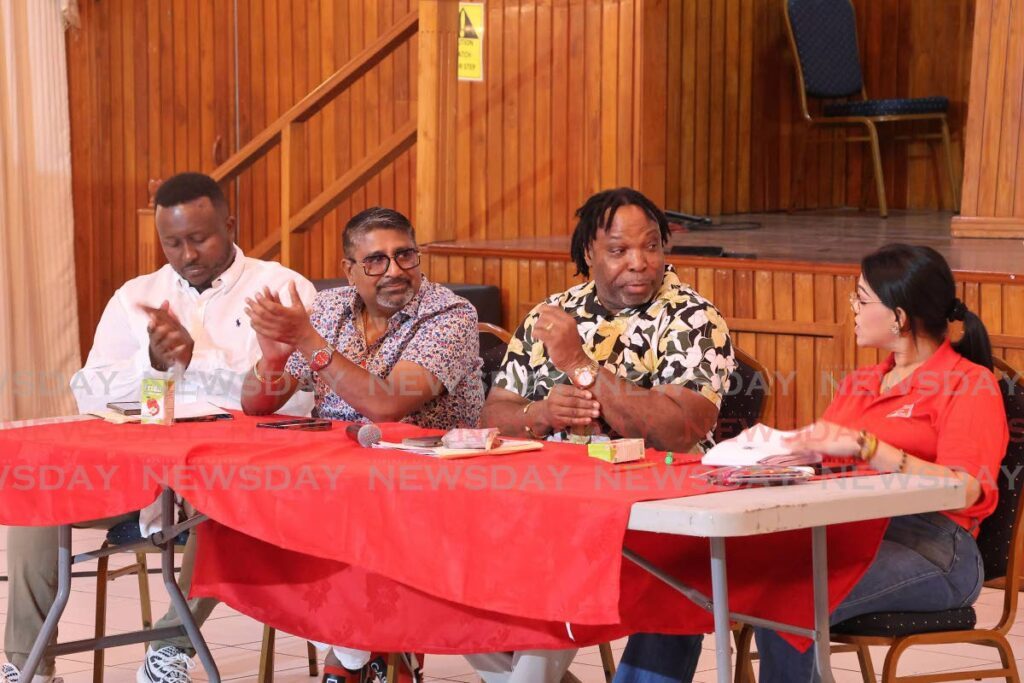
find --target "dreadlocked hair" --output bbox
[569,187,670,278]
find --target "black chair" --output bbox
[478,322,512,394]
[784,0,960,217]
[714,347,774,442]
[736,356,1024,683]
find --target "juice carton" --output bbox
[140,376,175,425]
[587,438,646,464]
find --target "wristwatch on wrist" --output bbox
[570,360,600,389]
[307,344,335,372]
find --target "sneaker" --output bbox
[365,654,421,683]
[136,646,195,683]
[321,665,363,683]
[1,663,62,683]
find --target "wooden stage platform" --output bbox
[422,210,1024,430]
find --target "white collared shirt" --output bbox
[70,245,316,416]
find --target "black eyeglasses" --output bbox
[348,248,421,276]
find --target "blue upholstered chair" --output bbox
[784,0,960,217]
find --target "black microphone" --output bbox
[345,422,382,447]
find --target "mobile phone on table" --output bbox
[107,401,142,416]
[255,418,333,431]
[402,436,444,448]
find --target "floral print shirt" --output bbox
[492,265,734,451]
[286,277,484,429]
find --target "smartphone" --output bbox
[402,436,444,448]
[107,401,142,416]
[256,418,333,431]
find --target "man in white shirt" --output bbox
[2,173,316,683]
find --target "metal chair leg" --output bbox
[386,653,399,682]
[940,117,960,212]
[136,552,154,650]
[865,121,888,218]
[855,644,875,683]
[791,125,811,212]
[307,641,319,677]
[733,625,756,683]
[258,625,276,683]
[92,551,110,683]
[598,641,616,683]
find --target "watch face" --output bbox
[311,348,332,371]
[575,368,595,386]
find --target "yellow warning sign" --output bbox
[458,3,484,82]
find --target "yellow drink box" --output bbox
[587,438,646,464]
[140,377,175,425]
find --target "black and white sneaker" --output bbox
[1,663,63,683]
[136,646,195,683]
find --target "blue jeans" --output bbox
[613,634,703,683]
[612,513,984,683]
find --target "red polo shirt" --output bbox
[823,340,1008,533]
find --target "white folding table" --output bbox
[626,473,967,683]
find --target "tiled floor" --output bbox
[2,526,1021,682]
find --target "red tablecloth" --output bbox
[0,415,888,652]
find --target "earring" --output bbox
[890,321,900,336]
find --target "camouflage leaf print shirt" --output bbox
[492,265,734,451]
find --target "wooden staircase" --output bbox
[137,0,459,276]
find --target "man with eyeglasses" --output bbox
[241,206,483,432]
[239,207,484,679]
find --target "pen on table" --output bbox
[175,415,231,423]
[614,461,657,471]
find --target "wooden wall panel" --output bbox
[68,0,979,360]
[68,0,417,356]
[424,245,1024,431]
[638,0,975,215]
[951,0,1024,238]
[448,0,644,245]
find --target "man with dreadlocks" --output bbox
[465,187,735,682]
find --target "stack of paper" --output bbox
[701,423,821,467]
[374,438,544,459]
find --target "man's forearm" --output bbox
[590,371,705,452]
[240,359,298,415]
[481,396,535,437]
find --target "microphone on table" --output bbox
[346,422,382,448]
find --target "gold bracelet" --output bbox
[252,358,285,387]
[858,430,879,462]
[524,401,540,438]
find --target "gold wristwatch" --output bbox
[570,360,599,389]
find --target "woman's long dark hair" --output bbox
[861,243,993,370]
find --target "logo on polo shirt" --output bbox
[887,403,915,418]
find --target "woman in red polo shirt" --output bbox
[753,243,1009,682]
[612,244,1009,683]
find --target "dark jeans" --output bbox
[612,513,984,683]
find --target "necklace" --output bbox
[358,307,387,346]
